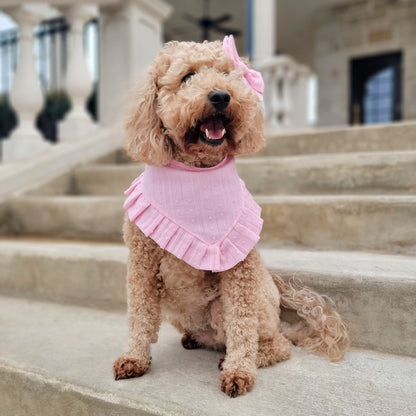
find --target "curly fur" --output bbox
[125,41,264,167]
[114,40,349,397]
[273,275,349,362]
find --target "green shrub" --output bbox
[0,88,97,143]
[36,90,71,142]
[0,95,17,139]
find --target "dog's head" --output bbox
[125,39,265,167]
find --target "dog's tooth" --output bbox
[205,128,210,138]
[221,129,226,137]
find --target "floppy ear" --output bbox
[234,104,266,156]
[125,70,172,165]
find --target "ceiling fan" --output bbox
[184,0,241,41]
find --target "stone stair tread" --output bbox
[260,246,416,280]
[259,121,416,156]
[1,238,415,281]
[15,193,416,203]
[83,150,416,193]
[76,163,144,170]
[0,237,127,260]
[256,194,416,202]
[16,195,125,202]
[1,295,415,416]
[1,238,415,357]
[67,150,416,197]
[79,149,416,167]
[244,149,416,162]
[4,194,416,253]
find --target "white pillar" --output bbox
[57,4,97,140]
[98,0,172,126]
[2,4,55,161]
[252,0,276,63]
[292,66,311,128]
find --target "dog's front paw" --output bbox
[113,356,151,380]
[220,369,255,398]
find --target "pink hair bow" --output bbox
[223,35,264,101]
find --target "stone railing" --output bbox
[0,0,172,161]
[256,55,311,133]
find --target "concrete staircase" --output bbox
[1,122,416,415]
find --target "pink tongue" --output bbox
[200,118,225,139]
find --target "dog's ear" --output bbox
[125,70,172,165]
[234,105,266,156]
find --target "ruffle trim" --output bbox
[123,174,263,272]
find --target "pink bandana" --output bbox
[223,35,264,101]
[123,157,263,272]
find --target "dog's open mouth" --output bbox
[198,115,227,147]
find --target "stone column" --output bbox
[2,4,56,161]
[98,0,172,126]
[56,3,97,140]
[291,66,311,128]
[252,0,276,63]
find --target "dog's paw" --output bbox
[113,356,151,380]
[181,333,201,350]
[220,369,255,398]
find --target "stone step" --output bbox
[1,239,415,357]
[82,122,416,159]
[259,121,416,156]
[0,239,128,310]
[2,196,125,242]
[2,195,416,253]
[71,164,144,196]
[259,194,416,254]
[243,151,416,195]
[64,150,416,196]
[1,296,415,416]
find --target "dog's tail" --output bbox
[273,274,350,362]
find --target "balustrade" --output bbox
[0,0,171,161]
[0,1,99,160]
[256,55,311,133]
[0,0,309,161]
[56,3,97,140]
[0,3,57,160]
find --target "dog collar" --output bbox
[123,156,263,272]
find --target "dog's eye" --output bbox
[181,72,195,83]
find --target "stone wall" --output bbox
[314,0,416,126]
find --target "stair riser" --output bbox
[70,157,416,196]
[260,123,416,156]
[4,198,125,242]
[3,197,416,253]
[275,269,416,358]
[1,249,414,357]
[72,166,144,196]
[0,251,126,310]
[239,158,416,195]
[0,365,141,416]
[260,198,416,253]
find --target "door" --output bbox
[350,51,402,125]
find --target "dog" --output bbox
[113,36,349,398]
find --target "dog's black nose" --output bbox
[208,90,230,112]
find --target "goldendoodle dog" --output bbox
[113,36,349,397]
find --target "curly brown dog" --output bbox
[113,39,349,398]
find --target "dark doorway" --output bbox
[350,51,402,125]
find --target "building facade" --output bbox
[0,0,415,162]
[313,0,416,126]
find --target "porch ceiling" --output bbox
[164,0,360,65]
